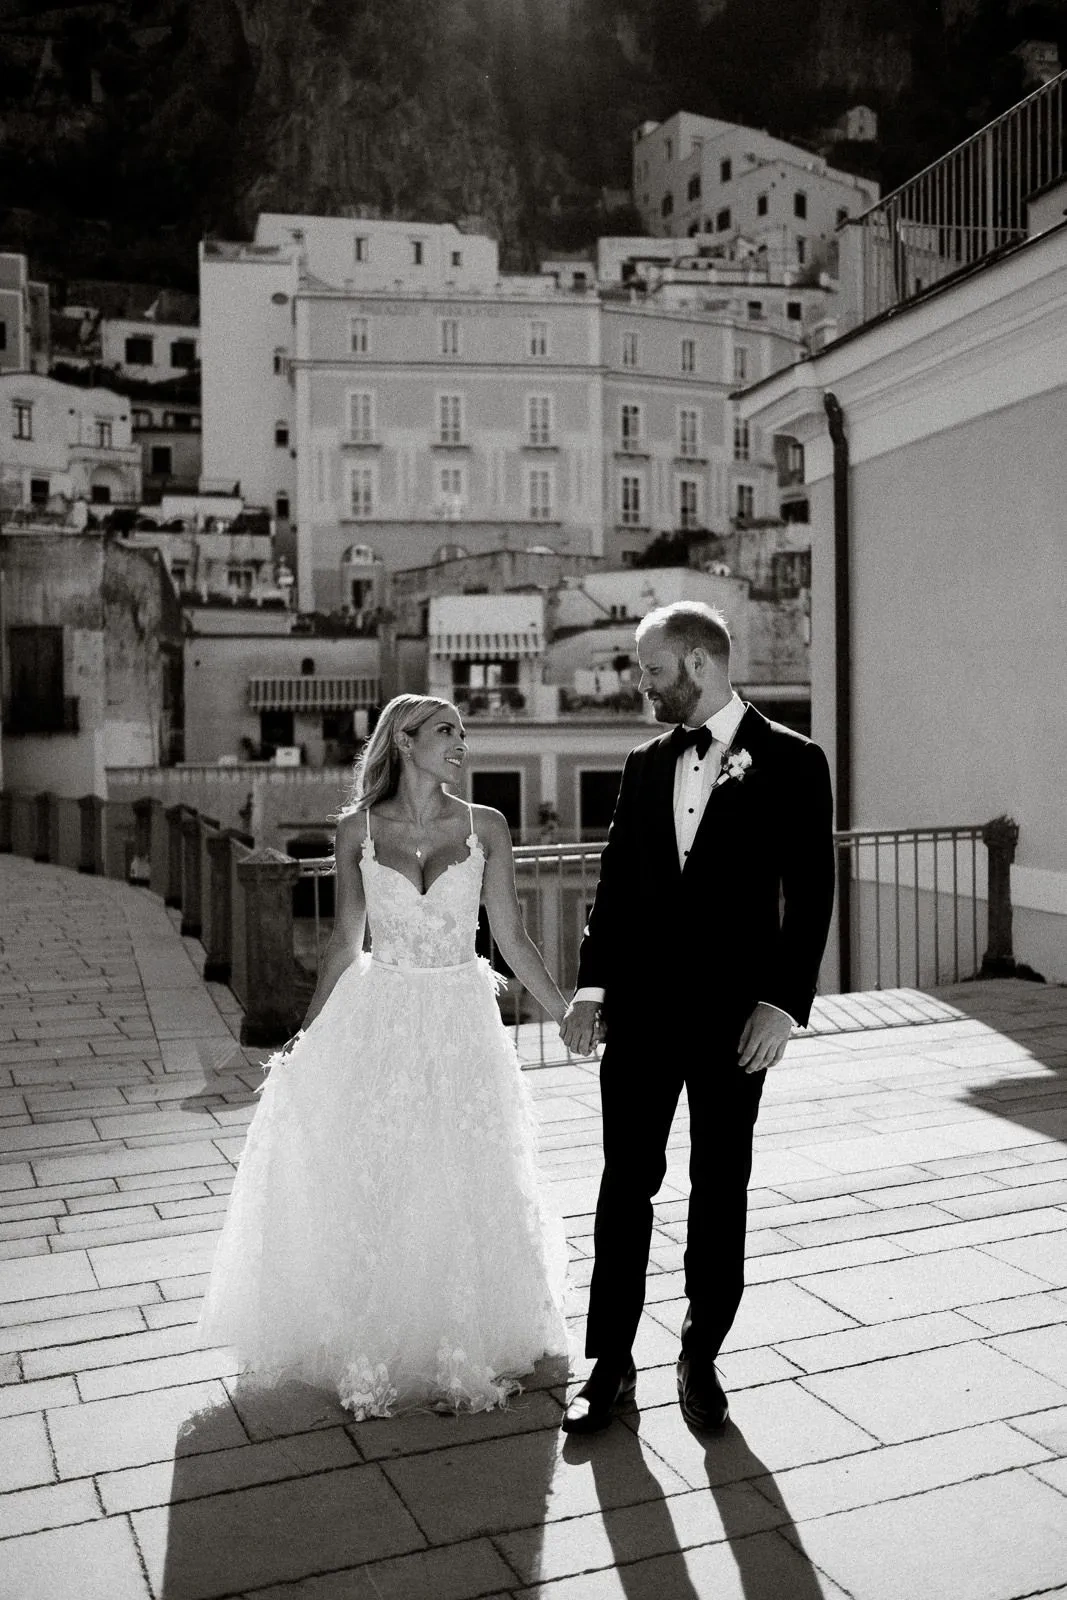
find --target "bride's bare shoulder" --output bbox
[334,807,368,858]
[469,804,512,852]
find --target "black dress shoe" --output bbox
[676,1356,729,1430]
[561,1357,637,1434]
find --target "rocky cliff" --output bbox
[0,0,1061,287]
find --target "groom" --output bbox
[560,600,835,1433]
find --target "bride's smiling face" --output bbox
[405,708,468,782]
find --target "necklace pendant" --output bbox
[414,846,423,859]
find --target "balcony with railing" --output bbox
[840,70,1067,330]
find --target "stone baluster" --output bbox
[180,811,203,938]
[129,797,154,886]
[981,815,1021,977]
[236,849,304,1046]
[34,792,55,863]
[77,795,105,875]
[147,798,169,900]
[203,829,235,983]
[164,804,185,909]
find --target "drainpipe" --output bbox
[823,392,852,992]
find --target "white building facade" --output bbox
[98,318,199,385]
[632,112,879,273]
[0,374,141,511]
[740,210,1067,984]
[201,214,815,611]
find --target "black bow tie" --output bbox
[671,723,714,759]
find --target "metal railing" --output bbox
[837,824,986,991]
[0,791,1020,1051]
[291,821,1012,1043]
[847,70,1067,324]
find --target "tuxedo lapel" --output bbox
[649,732,682,882]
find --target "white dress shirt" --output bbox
[673,691,747,870]
[574,693,795,1027]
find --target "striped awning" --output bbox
[430,627,542,660]
[247,676,380,711]
[428,594,545,660]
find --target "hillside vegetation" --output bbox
[0,0,1062,287]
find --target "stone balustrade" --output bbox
[0,788,1027,1048]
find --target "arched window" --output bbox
[342,543,377,565]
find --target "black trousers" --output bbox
[584,1027,766,1367]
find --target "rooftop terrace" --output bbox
[0,853,1064,1599]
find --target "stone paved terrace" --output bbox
[0,854,1066,1600]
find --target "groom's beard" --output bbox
[649,662,701,725]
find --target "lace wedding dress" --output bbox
[198,808,569,1419]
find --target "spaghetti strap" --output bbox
[364,807,372,848]
[465,800,477,845]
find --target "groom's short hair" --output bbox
[636,601,731,665]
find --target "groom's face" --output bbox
[637,629,701,725]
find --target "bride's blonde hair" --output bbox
[341,694,456,815]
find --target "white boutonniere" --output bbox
[713,747,753,791]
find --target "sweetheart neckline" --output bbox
[364,835,483,899]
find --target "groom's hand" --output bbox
[738,1003,793,1074]
[561,1000,602,1057]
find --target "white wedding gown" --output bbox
[198,809,569,1419]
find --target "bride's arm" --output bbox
[300,811,368,1029]
[479,807,568,1027]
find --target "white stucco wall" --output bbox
[742,222,1067,982]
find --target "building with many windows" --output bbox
[632,112,879,272]
[0,373,141,512]
[201,214,816,611]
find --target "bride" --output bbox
[198,694,571,1419]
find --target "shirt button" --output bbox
[688,807,695,813]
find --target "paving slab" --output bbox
[47,1381,247,1476]
[624,1381,878,1491]
[0,1409,55,1491]
[131,1464,427,1596]
[244,1540,517,1600]
[787,1468,1067,1600]
[792,1245,1050,1321]
[752,1419,1051,1522]
[800,1340,1067,1443]
[517,1528,851,1599]
[0,1516,151,1600]
[97,1426,359,1514]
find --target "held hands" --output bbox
[738,1003,793,1074]
[560,999,604,1058]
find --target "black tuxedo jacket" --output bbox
[575,705,835,1036]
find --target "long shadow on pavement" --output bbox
[155,1373,562,1599]
[565,1410,835,1599]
